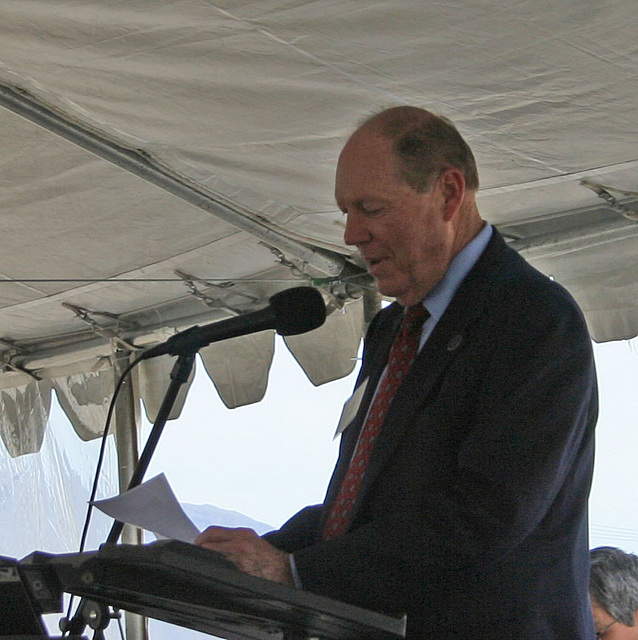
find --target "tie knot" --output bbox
[402,304,429,334]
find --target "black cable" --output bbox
[62,355,140,636]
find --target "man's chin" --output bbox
[376,283,424,307]
[375,279,405,303]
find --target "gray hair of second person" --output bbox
[590,546,638,626]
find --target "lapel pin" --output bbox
[447,334,463,351]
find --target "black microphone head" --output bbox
[269,286,326,336]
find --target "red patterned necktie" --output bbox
[322,304,430,540]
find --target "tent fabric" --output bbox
[1,0,637,456]
[199,332,276,409]
[0,380,51,457]
[53,369,114,441]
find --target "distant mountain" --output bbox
[181,502,274,536]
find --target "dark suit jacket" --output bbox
[265,230,598,639]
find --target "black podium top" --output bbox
[0,555,49,639]
[19,540,406,640]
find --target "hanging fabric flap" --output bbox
[138,354,195,424]
[52,368,116,442]
[0,380,52,457]
[199,331,276,409]
[284,298,363,386]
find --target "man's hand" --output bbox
[195,526,294,586]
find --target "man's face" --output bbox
[335,128,454,307]
[591,602,638,639]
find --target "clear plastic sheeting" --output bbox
[0,397,119,637]
[0,398,118,558]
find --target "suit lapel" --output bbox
[320,305,403,515]
[349,230,511,518]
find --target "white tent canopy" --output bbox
[1,0,637,458]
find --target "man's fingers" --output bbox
[195,526,255,546]
[194,526,293,585]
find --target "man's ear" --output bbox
[438,168,465,221]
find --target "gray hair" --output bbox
[360,105,479,193]
[590,546,638,626]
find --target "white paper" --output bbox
[92,473,200,543]
[334,377,369,439]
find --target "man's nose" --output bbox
[343,212,370,246]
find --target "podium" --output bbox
[0,555,50,639]
[6,540,406,640]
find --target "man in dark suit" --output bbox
[196,106,599,638]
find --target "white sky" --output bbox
[588,338,638,551]
[141,334,638,552]
[142,336,352,529]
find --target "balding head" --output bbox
[335,106,484,306]
[357,106,479,194]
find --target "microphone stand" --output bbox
[58,287,327,639]
[63,351,197,638]
[107,351,196,544]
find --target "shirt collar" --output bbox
[422,223,493,322]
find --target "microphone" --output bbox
[138,286,326,361]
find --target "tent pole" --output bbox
[0,82,348,279]
[112,350,148,640]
